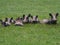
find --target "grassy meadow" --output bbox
[0,0,60,45]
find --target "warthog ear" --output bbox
[11,17,13,20]
[28,14,31,17]
[5,18,8,20]
[5,18,8,22]
[49,13,53,18]
[31,16,33,18]
[0,19,2,22]
[22,14,25,20]
[20,18,23,20]
[23,14,25,18]
[36,15,38,18]
[56,13,59,17]
[49,13,52,16]
[10,17,13,22]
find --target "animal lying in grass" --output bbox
[30,15,40,23]
[0,13,59,27]
[22,14,31,23]
[0,17,15,27]
[0,18,11,27]
[40,13,59,24]
[10,17,15,24]
[0,19,6,26]
[14,17,23,26]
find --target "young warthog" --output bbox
[40,13,59,24]
[22,14,31,23]
[30,15,40,23]
[15,17,23,26]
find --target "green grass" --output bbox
[0,0,60,45]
